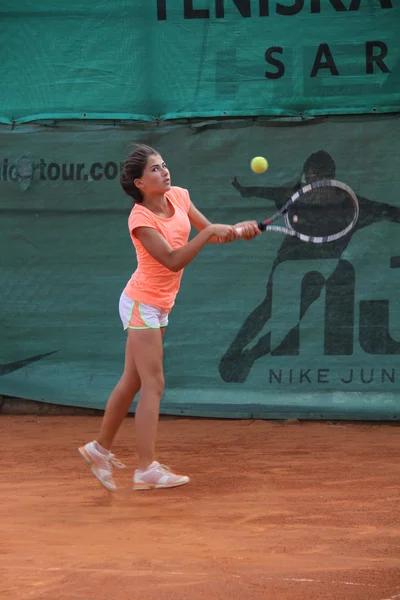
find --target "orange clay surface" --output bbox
[1,415,400,600]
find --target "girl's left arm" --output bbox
[188,201,217,243]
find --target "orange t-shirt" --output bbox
[124,186,192,312]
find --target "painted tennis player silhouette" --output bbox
[219,150,400,383]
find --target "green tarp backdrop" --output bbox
[1,1,400,418]
[1,116,400,418]
[1,1,399,123]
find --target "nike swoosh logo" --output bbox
[0,351,57,376]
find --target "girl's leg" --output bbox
[78,329,146,491]
[97,332,143,450]
[129,328,189,489]
[128,328,165,470]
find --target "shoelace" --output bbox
[108,454,126,469]
[157,464,172,474]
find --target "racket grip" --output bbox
[236,222,265,236]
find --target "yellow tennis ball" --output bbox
[250,156,268,174]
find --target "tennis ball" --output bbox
[250,156,268,174]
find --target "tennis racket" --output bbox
[236,179,359,243]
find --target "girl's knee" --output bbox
[141,373,164,398]
[118,373,140,396]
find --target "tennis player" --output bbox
[79,144,260,491]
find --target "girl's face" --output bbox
[134,154,171,196]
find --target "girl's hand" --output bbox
[209,224,240,243]
[234,221,261,240]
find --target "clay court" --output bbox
[1,415,399,600]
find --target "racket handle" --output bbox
[236,222,266,235]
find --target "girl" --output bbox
[79,144,260,491]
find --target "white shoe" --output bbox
[79,441,126,492]
[133,461,190,491]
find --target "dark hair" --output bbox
[120,144,158,204]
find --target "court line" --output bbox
[261,576,376,587]
[3,565,398,595]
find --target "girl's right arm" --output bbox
[133,224,238,273]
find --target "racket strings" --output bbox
[288,187,357,238]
